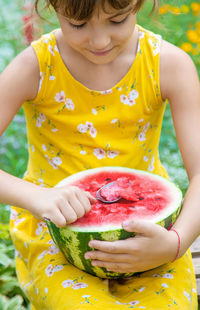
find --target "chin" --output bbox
[84,52,118,65]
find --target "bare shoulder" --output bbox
[0,45,40,102]
[0,46,40,134]
[160,39,199,101]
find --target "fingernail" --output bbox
[85,254,90,259]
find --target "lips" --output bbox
[89,48,113,56]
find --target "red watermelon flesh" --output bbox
[69,171,171,227]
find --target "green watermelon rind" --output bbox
[46,167,182,279]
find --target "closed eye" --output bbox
[111,16,129,25]
[69,22,86,29]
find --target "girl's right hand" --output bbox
[29,186,96,227]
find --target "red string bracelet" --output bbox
[169,228,180,262]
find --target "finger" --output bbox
[85,191,96,204]
[88,239,135,254]
[75,191,92,213]
[85,251,131,263]
[68,194,85,218]
[48,210,67,228]
[59,201,78,224]
[91,260,132,273]
[122,220,161,237]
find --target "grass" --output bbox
[0,0,199,308]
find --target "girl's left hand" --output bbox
[84,220,180,273]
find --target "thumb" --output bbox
[122,219,159,236]
[85,191,96,204]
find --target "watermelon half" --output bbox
[46,167,182,279]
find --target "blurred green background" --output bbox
[0,0,199,308]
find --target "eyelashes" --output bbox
[69,16,129,29]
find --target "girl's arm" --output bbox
[160,40,200,256]
[0,48,95,227]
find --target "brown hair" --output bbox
[35,0,159,20]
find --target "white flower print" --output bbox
[120,89,139,106]
[48,245,59,255]
[45,264,64,277]
[48,45,55,56]
[49,75,55,80]
[82,295,91,298]
[100,89,112,95]
[183,291,191,302]
[93,148,106,159]
[45,264,54,277]
[78,122,97,138]
[53,265,64,272]
[152,274,160,277]
[54,45,59,52]
[107,150,119,159]
[42,144,47,151]
[14,218,25,226]
[86,122,93,129]
[111,118,118,124]
[139,31,145,39]
[10,209,18,220]
[39,72,43,91]
[31,145,35,152]
[148,156,155,172]
[47,239,56,245]
[52,157,62,166]
[92,108,97,115]
[80,150,86,155]
[43,39,48,44]
[45,154,62,169]
[161,283,168,288]
[65,98,75,110]
[162,273,174,279]
[62,280,74,288]
[36,221,47,236]
[139,287,145,292]
[116,301,129,305]
[55,91,65,102]
[45,288,48,294]
[38,250,47,260]
[36,113,46,128]
[148,37,161,56]
[129,301,139,306]
[137,41,141,53]
[89,127,97,138]
[139,132,146,141]
[72,282,88,290]
[51,128,58,132]
[78,124,88,133]
[143,156,148,162]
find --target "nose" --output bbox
[89,27,111,50]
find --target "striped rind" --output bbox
[46,167,183,279]
[46,199,181,279]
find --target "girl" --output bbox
[0,0,200,308]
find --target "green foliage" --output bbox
[0,241,30,309]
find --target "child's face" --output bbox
[57,3,137,65]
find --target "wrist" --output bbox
[169,228,181,261]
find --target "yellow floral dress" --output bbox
[10,25,197,309]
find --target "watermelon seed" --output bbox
[105,178,111,181]
[139,197,144,200]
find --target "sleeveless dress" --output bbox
[10,25,197,309]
